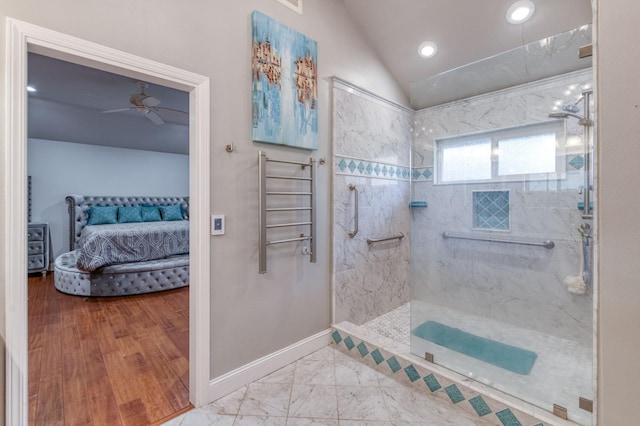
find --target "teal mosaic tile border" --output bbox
[331,328,547,426]
[411,167,434,182]
[567,154,585,171]
[335,155,411,181]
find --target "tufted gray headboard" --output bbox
[65,195,189,250]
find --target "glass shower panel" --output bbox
[410,70,594,425]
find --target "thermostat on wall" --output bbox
[211,214,225,236]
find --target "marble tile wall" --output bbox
[411,70,594,347]
[332,79,412,325]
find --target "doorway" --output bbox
[4,19,211,425]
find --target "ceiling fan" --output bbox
[101,81,187,125]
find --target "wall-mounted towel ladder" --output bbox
[259,151,317,274]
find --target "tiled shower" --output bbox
[332,69,594,425]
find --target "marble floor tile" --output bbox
[165,345,510,426]
[336,385,390,421]
[237,383,292,417]
[288,384,338,419]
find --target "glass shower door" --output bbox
[410,71,594,425]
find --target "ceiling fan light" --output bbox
[506,0,535,24]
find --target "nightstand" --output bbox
[28,222,49,276]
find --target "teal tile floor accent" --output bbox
[469,395,492,417]
[444,384,466,404]
[371,348,384,365]
[496,408,523,426]
[331,330,342,344]
[423,373,441,392]
[356,341,369,357]
[386,356,402,373]
[343,336,355,350]
[403,364,421,382]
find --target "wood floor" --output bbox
[28,274,191,425]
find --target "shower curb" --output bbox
[332,323,582,426]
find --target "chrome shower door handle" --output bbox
[348,183,359,238]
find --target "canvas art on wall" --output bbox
[252,10,318,150]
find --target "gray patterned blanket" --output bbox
[76,221,189,271]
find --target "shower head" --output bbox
[548,112,592,126]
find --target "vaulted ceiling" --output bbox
[27,1,593,154]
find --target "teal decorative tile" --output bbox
[389,166,395,176]
[357,162,365,174]
[423,168,432,179]
[444,384,465,404]
[396,168,402,178]
[374,164,381,175]
[403,364,421,382]
[356,341,369,357]
[371,349,384,365]
[469,395,492,417]
[338,159,347,172]
[473,190,509,230]
[533,424,544,426]
[386,356,402,373]
[402,168,409,178]
[344,336,355,350]
[568,154,585,170]
[331,330,342,344]
[348,160,356,173]
[423,374,441,392]
[412,169,421,180]
[495,408,523,426]
[366,163,373,174]
[381,165,388,176]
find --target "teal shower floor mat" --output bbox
[412,320,537,375]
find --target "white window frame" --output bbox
[435,121,567,184]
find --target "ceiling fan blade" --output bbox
[145,110,165,125]
[142,96,161,107]
[156,107,188,117]
[102,107,134,114]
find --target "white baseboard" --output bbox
[206,328,332,403]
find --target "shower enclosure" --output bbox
[409,28,594,425]
[332,23,594,426]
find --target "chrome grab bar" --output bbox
[367,232,404,245]
[348,183,358,237]
[442,232,555,249]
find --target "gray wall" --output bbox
[27,138,189,260]
[0,0,407,404]
[596,0,640,423]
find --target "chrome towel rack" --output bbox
[259,151,317,274]
[442,231,554,249]
[367,232,404,246]
[348,183,358,237]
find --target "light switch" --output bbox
[211,214,225,235]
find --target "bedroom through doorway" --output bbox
[27,51,191,424]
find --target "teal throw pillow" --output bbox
[87,206,118,225]
[141,205,162,222]
[118,206,143,223]
[159,204,184,221]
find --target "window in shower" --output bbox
[436,120,565,184]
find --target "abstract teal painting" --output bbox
[252,11,318,150]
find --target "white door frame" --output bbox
[4,18,211,425]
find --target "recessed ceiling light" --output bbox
[418,41,438,58]
[506,0,535,24]
[26,86,36,92]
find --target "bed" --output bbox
[54,195,190,296]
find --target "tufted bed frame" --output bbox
[54,195,190,297]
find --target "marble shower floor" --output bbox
[361,302,593,426]
[163,345,490,426]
